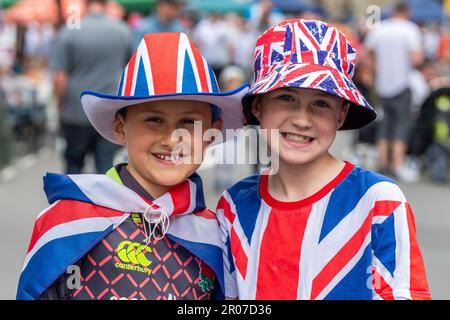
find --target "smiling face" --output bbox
[113,100,222,195]
[252,87,349,167]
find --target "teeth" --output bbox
[154,154,182,161]
[283,133,312,143]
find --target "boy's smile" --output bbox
[281,132,315,146]
[253,87,349,166]
[113,100,222,197]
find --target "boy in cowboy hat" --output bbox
[216,19,431,300]
[17,32,248,300]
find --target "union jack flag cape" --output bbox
[217,163,431,300]
[17,168,224,300]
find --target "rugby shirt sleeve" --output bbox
[371,184,431,300]
[216,195,238,299]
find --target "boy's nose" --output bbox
[159,127,182,149]
[290,109,313,129]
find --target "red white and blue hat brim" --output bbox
[242,63,377,130]
[81,83,249,145]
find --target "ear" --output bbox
[337,102,350,130]
[251,97,262,122]
[205,118,223,146]
[112,113,127,145]
[212,118,223,131]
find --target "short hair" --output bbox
[394,1,410,14]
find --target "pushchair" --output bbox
[0,73,47,156]
[408,86,450,183]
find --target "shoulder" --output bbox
[54,26,73,44]
[217,173,261,218]
[110,18,131,34]
[224,173,260,202]
[345,166,406,201]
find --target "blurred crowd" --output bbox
[0,0,450,183]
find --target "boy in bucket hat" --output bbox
[216,19,431,300]
[17,32,248,300]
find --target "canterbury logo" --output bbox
[116,241,152,267]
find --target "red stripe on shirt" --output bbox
[217,196,235,224]
[372,268,394,300]
[310,212,372,299]
[230,227,248,279]
[405,203,431,300]
[259,162,354,211]
[373,200,401,217]
[255,205,312,299]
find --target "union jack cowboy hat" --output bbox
[243,19,376,130]
[81,32,249,144]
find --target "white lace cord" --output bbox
[142,203,170,245]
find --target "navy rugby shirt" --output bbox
[40,164,215,300]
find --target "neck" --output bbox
[268,153,346,202]
[393,13,408,20]
[125,164,172,199]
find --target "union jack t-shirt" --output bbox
[216,162,431,300]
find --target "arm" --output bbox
[410,50,423,69]
[53,71,68,114]
[371,186,431,300]
[49,29,71,117]
[409,25,424,68]
[216,195,239,300]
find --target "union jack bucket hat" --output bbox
[243,19,376,129]
[81,32,249,144]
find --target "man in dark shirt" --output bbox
[51,0,133,174]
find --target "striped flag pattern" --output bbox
[17,170,224,300]
[216,163,431,300]
[244,19,376,130]
[117,32,219,97]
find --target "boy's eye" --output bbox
[146,117,163,123]
[180,118,196,125]
[314,100,330,108]
[277,94,295,102]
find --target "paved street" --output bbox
[1,149,448,300]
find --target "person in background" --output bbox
[365,1,423,182]
[51,0,133,174]
[216,18,430,300]
[133,0,185,48]
[213,65,249,194]
[192,12,233,78]
[227,14,258,79]
[247,0,284,35]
